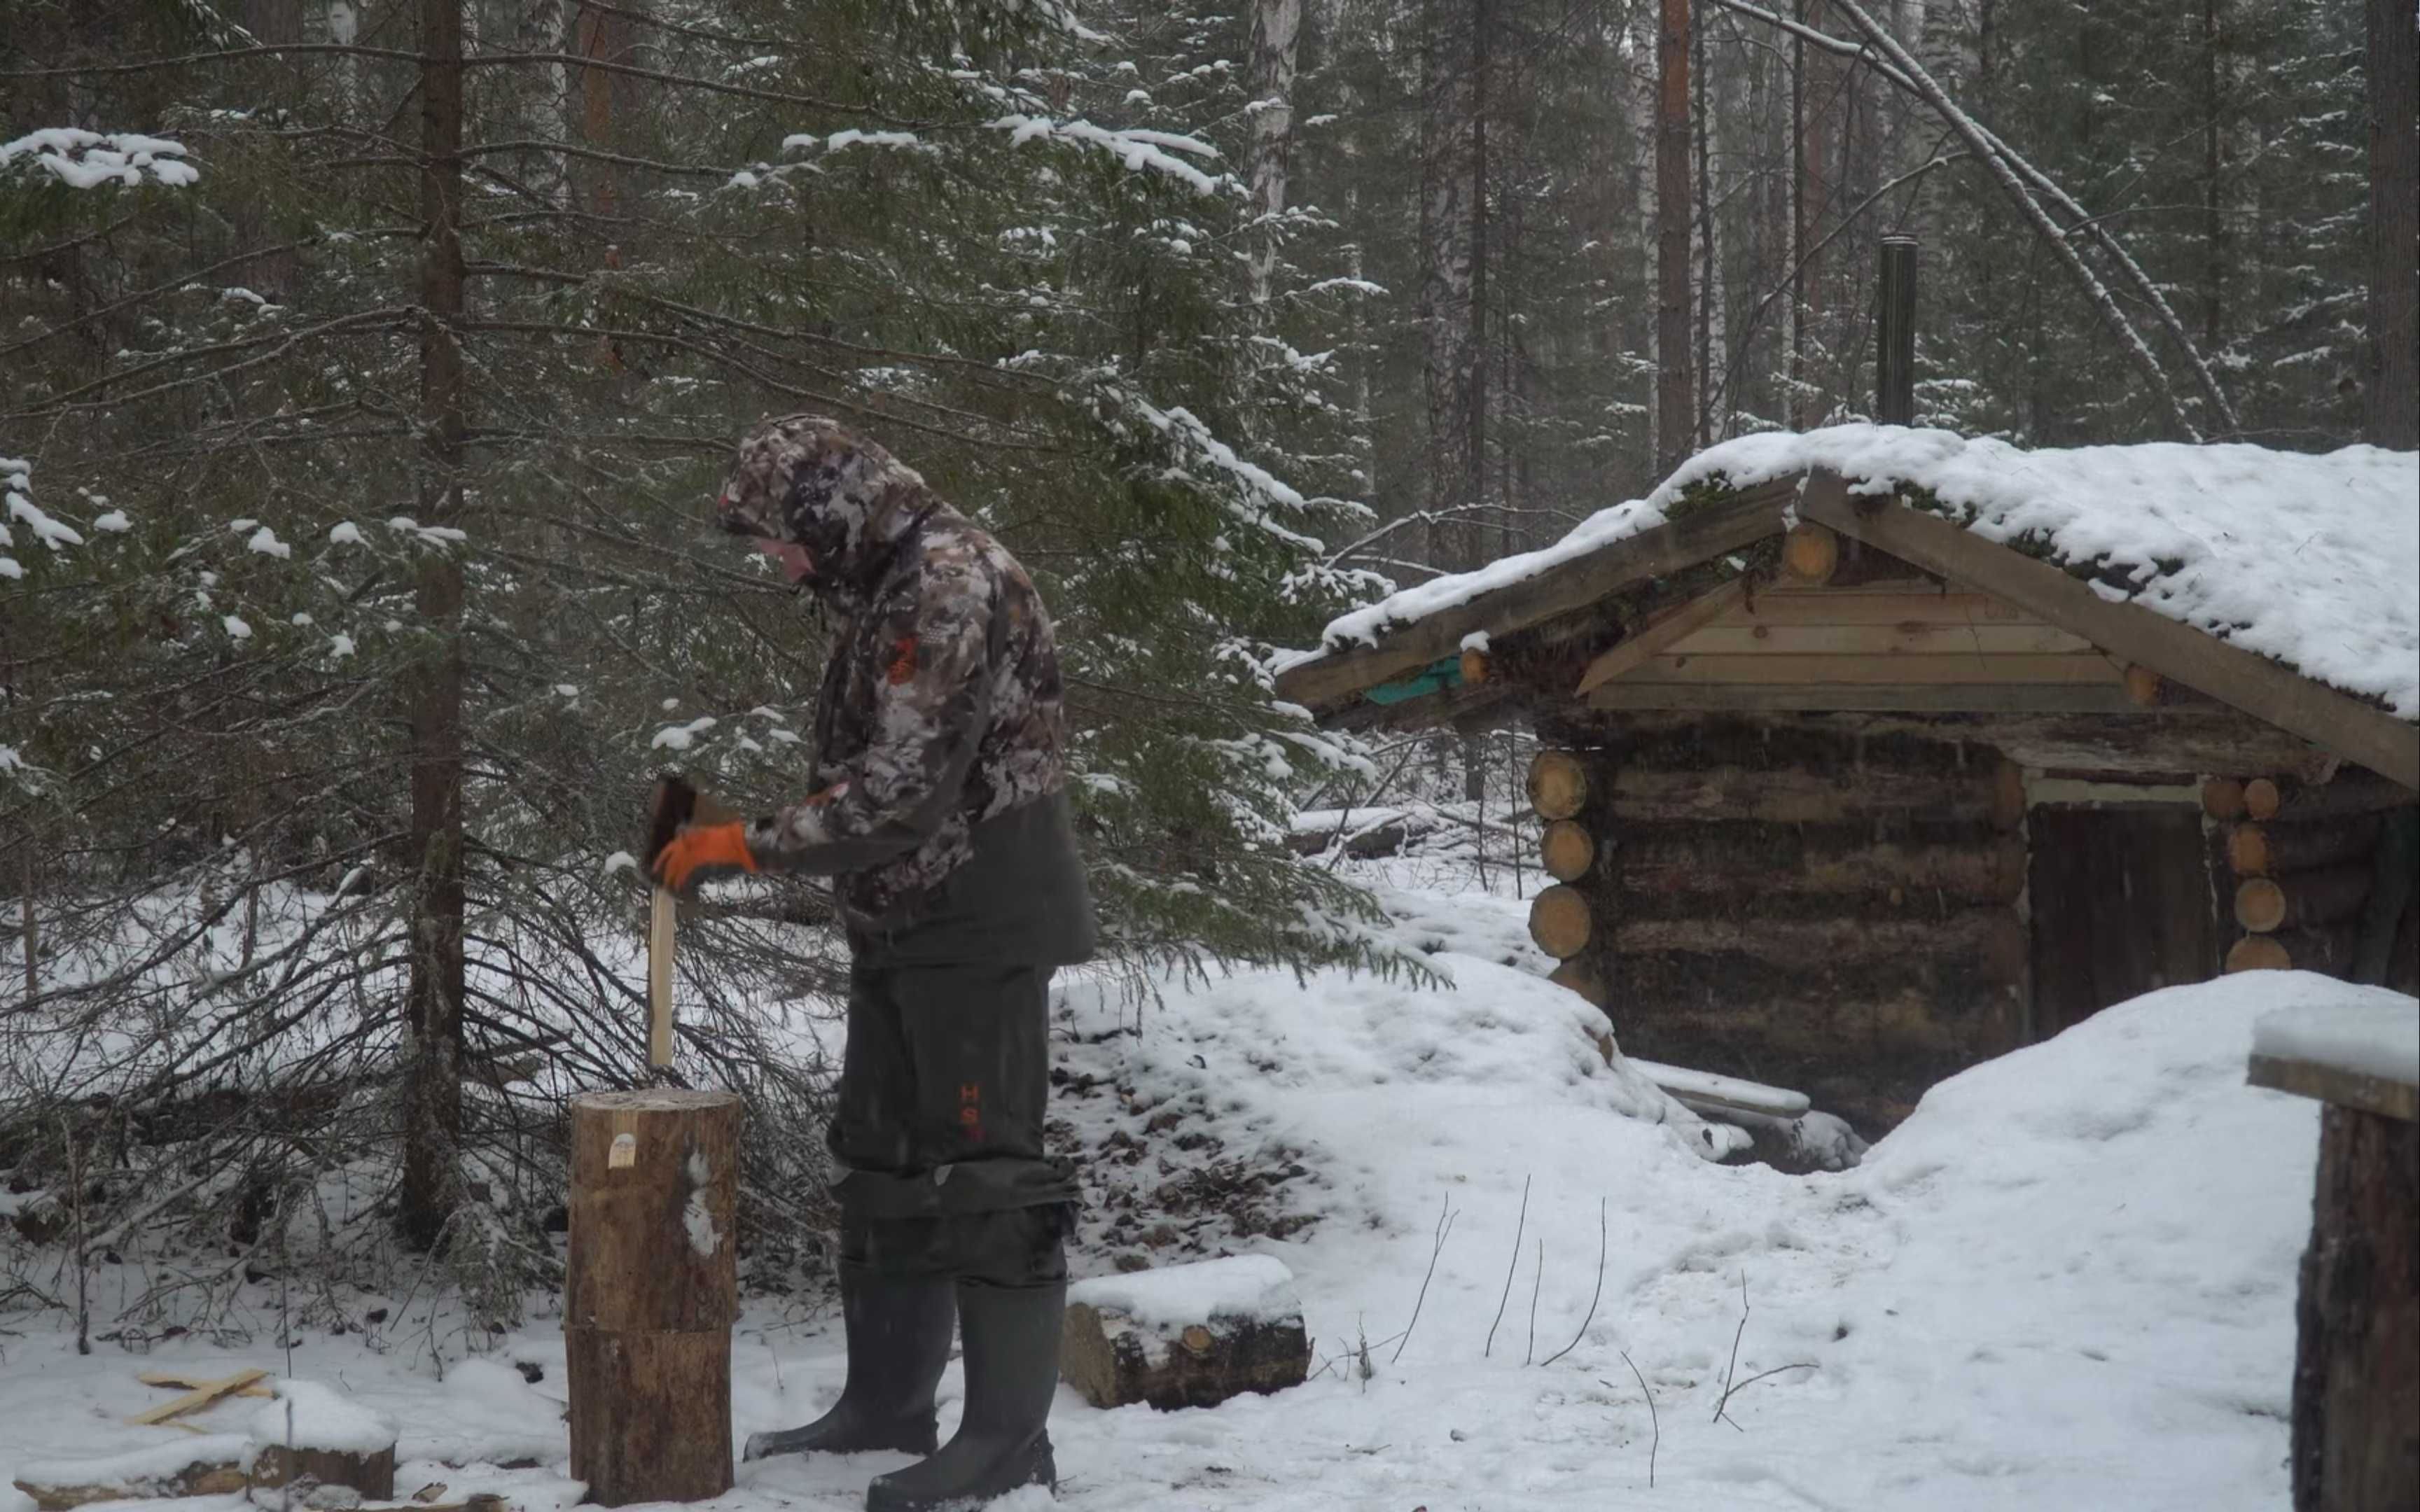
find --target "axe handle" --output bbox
[647,886,677,1070]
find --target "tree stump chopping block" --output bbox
[565,1088,743,1506]
[1061,1256,1310,1412]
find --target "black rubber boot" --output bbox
[745,1263,956,1461]
[863,1282,1065,1511]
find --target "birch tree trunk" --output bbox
[401,0,470,1253]
[1247,0,1305,313]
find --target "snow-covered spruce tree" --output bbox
[1,0,1400,1323]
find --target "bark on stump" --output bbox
[565,1088,743,1506]
[2290,1103,2419,1511]
[249,1445,396,1504]
[1061,1260,1310,1411]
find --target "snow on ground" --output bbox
[1,874,2375,1512]
[1309,425,2420,718]
[2252,986,2420,1086]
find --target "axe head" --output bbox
[647,771,700,871]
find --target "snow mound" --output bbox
[249,1379,398,1453]
[1314,425,2420,718]
[1069,1255,1299,1327]
[13,1435,249,1488]
[2253,985,2419,1086]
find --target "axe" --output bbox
[644,773,739,1081]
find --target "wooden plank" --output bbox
[138,1372,272,1399]
[1587,682,2153,715]
[2247,1053,2419,1123]
[1620,652,2126,685]
[1573,578,1749,696]
[1797,478,2420,791]
[1741,589,2035,624]
[1273,477,1796,709]
[1671,623,2094,656]
[126,1368,270,1426]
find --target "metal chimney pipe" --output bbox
[1877,237,1918,426]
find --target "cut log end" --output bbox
[1547,958,1608,1007]
[1780,522,1840,585]
[2123,664,2162,707]
[1459,647,1489,686]
[2202,776,2247,820]
[1541,819,1596,882]
[2230,824,2270,877]
[2226,934,2293,972]
[1529,885,1594,960]
[1062,1261,1311,1413]
[2236,877,2288,934]
[1527,750,1590,820]
[1991,759,2028,832]
[249,1445,397,1504]
[2244,776,2281,821]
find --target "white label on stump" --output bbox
[609,1133,637,1170]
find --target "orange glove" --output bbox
[651,821,758,896]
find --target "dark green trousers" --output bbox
[826,960,1078,1288]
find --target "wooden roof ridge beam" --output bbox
[1272,475,1798,710]
[1797,479,2420,791]
[1574,578,1751,696]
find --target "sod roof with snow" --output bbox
[1305,426,2420,721]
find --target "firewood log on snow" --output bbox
[13,1438,252,1511]
[1061,1255,1311,1412]
[244,1380,399,1506]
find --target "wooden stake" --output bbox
[646,888,676,1072]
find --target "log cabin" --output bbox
[1275,430,2420,1135]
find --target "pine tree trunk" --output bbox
[401,0,470,1254]
[1656,0,1693,474]
[2366,0,2419,449]
[1693,0,1713,447]
[1419,0,1482,570]
[1247,0,1304,312]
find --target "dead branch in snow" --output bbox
[1484,1174,1531,1358]
[1711,1271,1819,1427]
[1391,1196,1458,1364]
[1538,1197,1608,1368]
[1612,1351,1660,1488]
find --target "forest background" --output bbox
[2,0,2413,1325]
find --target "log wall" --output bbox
[1556,716,2029,1133]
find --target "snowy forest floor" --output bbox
[4,857,2380,1512]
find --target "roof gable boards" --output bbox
[1277,470,2419,791]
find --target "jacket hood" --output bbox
[715,414,935,606]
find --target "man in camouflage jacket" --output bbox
[650,415,1092,1512]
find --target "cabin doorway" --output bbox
[2026,805,2224,1038]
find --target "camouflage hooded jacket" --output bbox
[715,415,1095,965]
